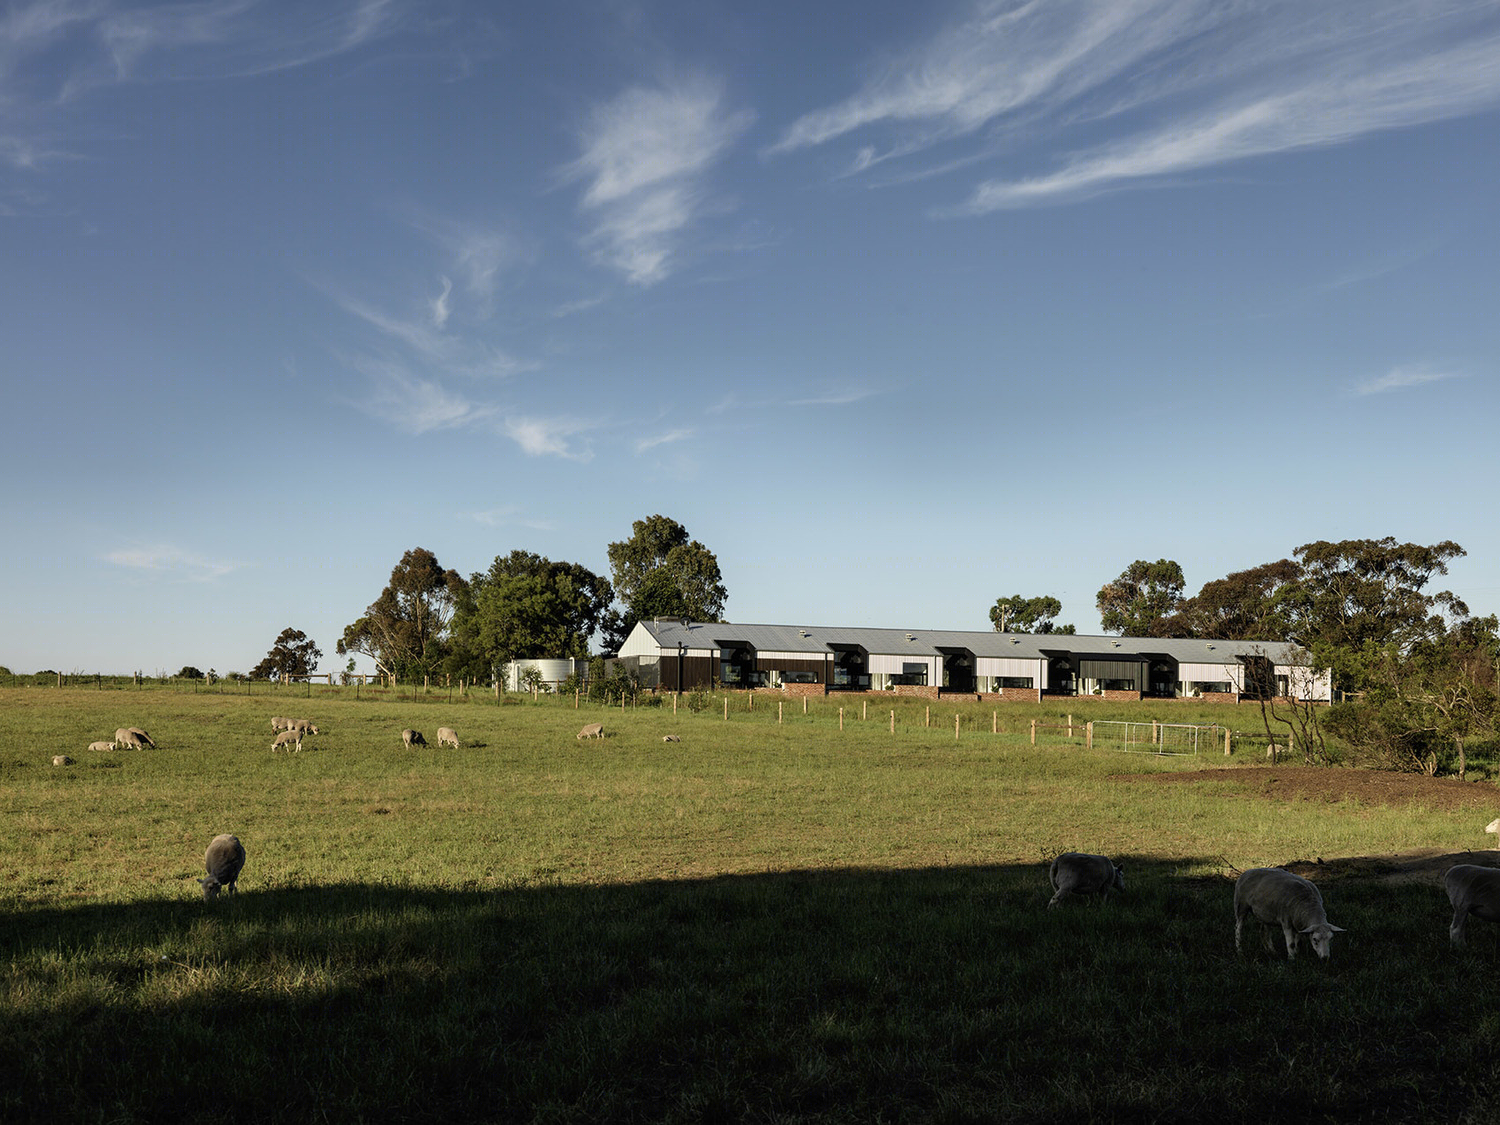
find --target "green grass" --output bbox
[2,687,1499,1122]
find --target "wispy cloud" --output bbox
[326,286,528,377]
[343,354,496,433]
[106,543,240,581]
[462,505,558,531]
[428,276,452,328]
[788,387,882,407]
[565,75,754,285]
[502,415,595,461]
[772,1,1500,213]
[634,427,694,454]
[1355,365,1465,396]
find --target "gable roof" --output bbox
[628,619,1311,666]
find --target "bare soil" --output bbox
[1114,765,1500,884]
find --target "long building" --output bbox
[617,618,1332,703]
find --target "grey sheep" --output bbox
[199,834,245,900]
[87,740,117,753]
[1047,852,1125,908]
[271,716,293,731]
[290,719,320,736]
[1444,864,1500,947]
[1234,867,1345,961]
[436,727,459,749]
[53,755,74,766]
[402,729,427,748]
[114,728,149,750]
[127,727,157,748]
[577,723,604,740]
[271,730,302,752]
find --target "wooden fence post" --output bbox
[1224,728,1232,756]
[779,701,783,724]
[724,697,728,721]
[955,714,960,741]
[925,706,930,729]
[1067,714,1073,738]
[1086,721,1093,750]
[993,711,997,734]
[1030,719,1036,745]
[890,709,895,735]
[840,708,844,731]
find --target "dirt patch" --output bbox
[1113,764,1499,814]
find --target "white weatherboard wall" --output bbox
[1177,662,1246,691]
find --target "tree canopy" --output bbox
[251,628,322,682]
[448,551,613,676]
[988,594,1074,634]
[1096,559,1186,637]
[603,515,727,652]
[337,548,466,680]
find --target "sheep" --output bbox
[114,728,149,750]
[199,834,245,901]
[1234,867,1345,960]
[1486,818,1500,846]
[1444,864,1500,947]
[436,727,459,749]
[87,740,117,753]
[127,727,157,748]
[577,723,604,740]
[270,716,293,731]
[662,734,681,743]
[52,755,74,766]
[402,729,427,748]
[1047,852,1125,908]
[271,730,302,753]
[289,719,320,736]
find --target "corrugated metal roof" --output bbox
[631,618,1310,666]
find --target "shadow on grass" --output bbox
[3,859,1498,1124]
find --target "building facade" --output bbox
[617,618,1331,702]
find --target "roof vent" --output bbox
[905,633,916,641]
[1010,637,1020,644]
[799,629,811,637]
[1206,643,1215,650]
[1112,641,1121,648]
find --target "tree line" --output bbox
[997,537,1498,773]
[321,514,725,686]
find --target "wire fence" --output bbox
[1088,719,1226,757]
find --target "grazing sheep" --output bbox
[289,719,320,736]
[127,727,157,748]
[271,716,293,731]
[1047,852,1125,908]
[87,740,117,753]
[436,727,459,749]
[199,834,246,901]
[577,723,604,740]
[1444,864,1500,947]
[52,755,74,766]
[662,734,681,743]
[271,730,302,753]
[114,728,149,750]
[402,729,428,748]
[1234,867,1345,961]
[1486,818,1500,846]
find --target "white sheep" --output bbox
[289,719,319,736]
[87,740,117,753]
[271,730,302,752]
[127,727,157,748]
[271,716,292,731]
[1485,818,1500,846]
[1047,852,1125,908]
[1444,864,1500,947]
[53,755,74,766]
[577,723,604,740]
[1234,867,1345,960]
[199,834,245,901]
[402,729,427,748]
[114,728,149,750]
[436,727,459,749]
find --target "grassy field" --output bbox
[3,686,1499,1122]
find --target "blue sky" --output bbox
[3,0,1499,676]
